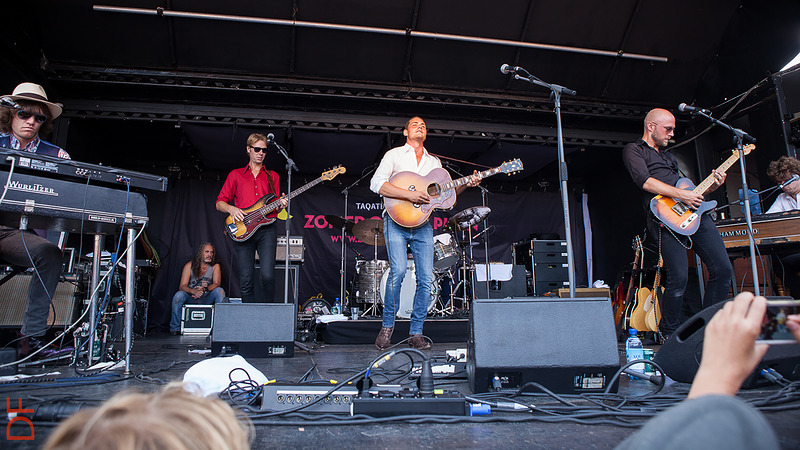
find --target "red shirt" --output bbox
[217,165,281,218]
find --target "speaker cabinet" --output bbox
[0,274,78,328]
[467,297,620,394]
[473,265,527,298]
[253,264,299,304]
[211,303,295,358]
[654,298,800,388]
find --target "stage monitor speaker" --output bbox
[253,264,298,304]
[211,303,295,358]
[473,265,527,298]
[0,274,78,328]
[467,297,619,394]
[653,297,800,388]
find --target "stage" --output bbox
[5,332,800,449]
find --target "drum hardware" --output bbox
[351,218,386,317]
[446,206,492,305]
[379,258,437,319]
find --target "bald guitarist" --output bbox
[369,116,480,350]
[622,108,732,339]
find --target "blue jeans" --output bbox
[234,225,278,303]
[650,214,732,336]
[170,287,226,332]
[382,216,434,335]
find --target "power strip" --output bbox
[260,384,358,413]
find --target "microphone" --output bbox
[0,97,20,109]
[266,133,275,143]
[778,174,800,189]
[500,64,520,75]
[678,103,710,113]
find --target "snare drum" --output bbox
[355,260,388,303]
[433,232,460,272]
[380,259,437,319]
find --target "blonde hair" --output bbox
[44,383,252,450]
[246,133,268,148]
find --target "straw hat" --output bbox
[5,82,62,119]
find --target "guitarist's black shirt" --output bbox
[623,139,683,227]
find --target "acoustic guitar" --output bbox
[650,144,754,236]
[643,256,664,332]
[384,159,523,228]
[224,166,345,242]
[630,277,651,332]
[623,243,646,332]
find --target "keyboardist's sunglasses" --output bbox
[16,110,48,124]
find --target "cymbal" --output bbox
[448,206,491,229]
[352,218,385,246]
[325,215,355,234]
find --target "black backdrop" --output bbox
[147,174,589,330]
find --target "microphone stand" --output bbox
[269,138,298,305]
[691,109,760,294]
[712,181,786,215]
[340,164,378,309]
[444,161,492,300]
[508,68,578,297]
[270,137,312,354]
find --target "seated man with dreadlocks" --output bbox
[170,242,226,335]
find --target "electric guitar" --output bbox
[384,159,523,228]
[224,166,345,242]
[623,243,646,332]
[614,236,642,330]
[650,144,754,236]
[644,256,664,332]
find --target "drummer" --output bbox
[369,116,480,350]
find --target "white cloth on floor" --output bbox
[183,354,268,396]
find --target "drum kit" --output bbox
[338,206,491,319]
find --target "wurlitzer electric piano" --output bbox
[0,147,167,372]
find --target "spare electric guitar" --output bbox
[615,235,642,330]
[650,144,754,236]
[225,166,345,242]
[384,159,523,228]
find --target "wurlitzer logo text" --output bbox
[8,180,57,196]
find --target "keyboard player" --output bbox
[0,82,71,358]
[766,156,800,298]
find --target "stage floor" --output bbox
[6,333,800,449]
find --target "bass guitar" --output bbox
[384,159,523,228]
[650,144,754,236]
[225,166,345,242]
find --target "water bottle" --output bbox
[331,297,341,315]
[625,329,645,380]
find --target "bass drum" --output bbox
[355,260,389,303]
[379,259,437,319]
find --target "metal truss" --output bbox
[52,64,642,147]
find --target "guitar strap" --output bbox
[267,170,280,199]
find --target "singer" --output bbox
[0,83,72,358]
[765,156,800,298]
[622,108,732,338]
[216,133,287,302]
[369,117,480,350]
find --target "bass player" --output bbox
[369,116,480,350]
[622,108,732,338]
[216,133,287,303]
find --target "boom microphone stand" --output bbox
[268,133,313,354]
[501,64,578,297]
[267,133,297,305]
[444,161,492,299]
[685,107,760,294]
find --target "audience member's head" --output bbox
[44,383,251,450]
